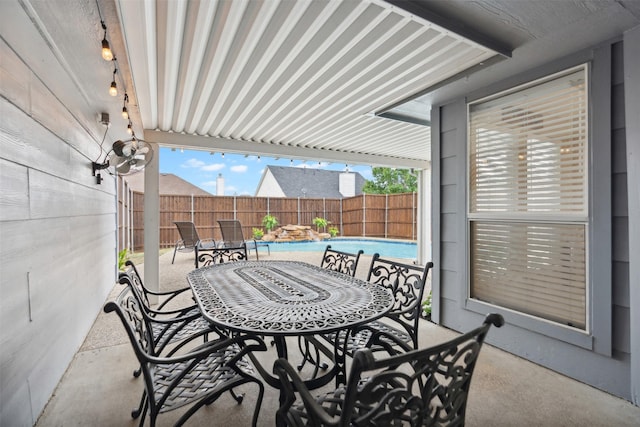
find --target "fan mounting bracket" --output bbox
[92,161,109,176]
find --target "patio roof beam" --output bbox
[144,129,430,170]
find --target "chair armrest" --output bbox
[145,302,199,318]
[273,358,338,426]
[351,323,413,355]
[155,287,195,311]
[151,333,266,365]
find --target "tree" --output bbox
[362,167,417,194]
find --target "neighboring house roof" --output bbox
[124,173,213,196]
[255,166,366,198]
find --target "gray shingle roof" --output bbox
[263,166,366,198]
[124,173,213,196]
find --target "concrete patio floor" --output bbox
[35,249,640,426]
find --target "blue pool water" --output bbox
[266,238,417,260]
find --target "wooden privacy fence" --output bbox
[119,191,417,252]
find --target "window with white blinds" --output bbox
[468,66,588,330]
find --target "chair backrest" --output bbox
[119,260,152,310]
[217,219,245,247]
[320,245,364,277]
[174,221,201,249]
[341,313,504,426]
[366,254,434,347]
[104,287,155,365]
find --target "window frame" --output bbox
[464,63,600,350]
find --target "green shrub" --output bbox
[312,217,328,232]
[422,290,432,319]
[252,228,264,239]
[118,249,129,271]
[262,214,279,232]
[328,226,339,238]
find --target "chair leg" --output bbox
[172,242,178,264]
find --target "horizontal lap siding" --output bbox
[611,41,630,355]
[1,19,117,425]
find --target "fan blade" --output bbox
[116,161,131,174]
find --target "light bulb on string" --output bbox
[126,122,133,135]
[101,38,113,61]
[100,21,113,61]
[121,93,129,120]
[109,64,118,96]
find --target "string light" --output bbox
[100,21,113,61]
[109,65,118,96]
[97,2,139,138]
[121,93,129,120]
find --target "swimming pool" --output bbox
[266,238,417,260]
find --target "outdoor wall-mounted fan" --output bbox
[92,138,154,184]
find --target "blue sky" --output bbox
[159,147,373,196]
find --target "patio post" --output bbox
[143,142,160,302]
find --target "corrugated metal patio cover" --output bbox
[117,0,499,168]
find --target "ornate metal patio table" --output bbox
[187,260,394,396]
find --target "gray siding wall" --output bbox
[0,8,118,426]
[431,40,632,400]
[611,41,631,358]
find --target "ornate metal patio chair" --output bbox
[274,313,504,427]
[319,245,364,277]
[172,221,218,265]
[321,254,433,357]
[105,287,266,427]
[296,245,365,373]
[218,219,270,260]
[119,261,224,359]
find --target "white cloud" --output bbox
[230,165,248,173]
[182,158,206,168]
[202,163,226,172]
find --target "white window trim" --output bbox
[465,64,594,347]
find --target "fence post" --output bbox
[362,193,366,237]
[297,197,301,225]
[412,192,416,240]
[191,195,194,223]
[385,193,388,238]
[128,186,134,251]
[124,180,133,252]
[340,198,343,235]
